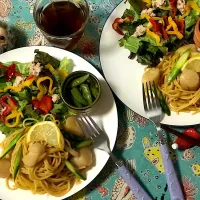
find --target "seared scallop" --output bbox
[180,69,200,91]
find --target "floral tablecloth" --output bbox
[0,0,200,199]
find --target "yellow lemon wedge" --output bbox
[26,121,64,150]
[181,56,200,72]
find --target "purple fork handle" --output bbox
[160,144,185,200]
[118,164,152,200]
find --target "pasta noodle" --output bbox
[157,53,200,114]
[4,129,75,197]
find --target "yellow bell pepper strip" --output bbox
[142,0,151,7]
[36,76,56,101]
[5,110,24,128]
[166,16,184,39]
[141,13,150,20]
[45,63,68,81]
[45,63,55,73]
[0,75,35,93]
[187,1,200,13]
[146,26,162,46]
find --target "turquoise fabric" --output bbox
[0,0,199,199]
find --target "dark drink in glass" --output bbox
[33,0,89,50]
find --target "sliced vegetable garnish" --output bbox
[168,49,191,83]
[65,160,86,180]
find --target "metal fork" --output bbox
[76,114,152,200]
[142,82,185,200]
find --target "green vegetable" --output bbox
[59,57,73,74]
[50,102,68,114]
[155,86,171,116]
[75,139,93,149]
[87,78,99,98]
[71,96,83,108]
[0,130,23,160]
[13,145,22,180]
[65,160,86,180]
[34,49,60,68]
[0,125,19,137]
[0,81,12,90]
[128,0,145,21]
[80,84,92,105]
[11,88,31,101]
[71,87,88,106]
[168,49,191,83]
[18,99,29,112]
[23,104,40,119]
[71,74,89,87]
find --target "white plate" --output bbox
[0,46,118,200]
[100,1,200,126]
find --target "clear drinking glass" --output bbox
[33,0,89,50]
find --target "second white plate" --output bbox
[100,1,200,126]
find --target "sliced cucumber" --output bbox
[65,160,86,180]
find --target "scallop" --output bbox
[142,68,160,85]
[63,116,84,136]
[70,147,93,169]
[180,69,200,91]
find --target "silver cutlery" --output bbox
[76,113,152,200]
[142,81,185,200]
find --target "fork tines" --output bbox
[142,81,160,111]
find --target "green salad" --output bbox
[112,0,200,66]
[0,49,72,136]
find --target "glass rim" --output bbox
[33,0,90,39]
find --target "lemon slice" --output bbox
[26,121,64,150]
[182,56,200,72]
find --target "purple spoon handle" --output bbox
[160,144,185,200]
[117,163,152,200]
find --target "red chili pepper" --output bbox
[0,96,18,123]
[169,0,177,17]
[112,18,124,35]
[161,24,169,40]
[39,96,53,114]
[175,128,200,149]
[30,95,53,114]
[149,17,162,36]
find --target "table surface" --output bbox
[1,0,200,199]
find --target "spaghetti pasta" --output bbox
[156,53,200,114]
[0,115,93,197]
[4,129,74,197]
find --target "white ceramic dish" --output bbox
[100,1,200,126]
[0,46,118,200]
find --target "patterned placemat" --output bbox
[0,0,199,199]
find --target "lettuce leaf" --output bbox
[0,124,19,137]
[128,0,145,21]
[59,57,73,74]
[123,36,142,53]
[4,61,31,77]
[50,102,68,114]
